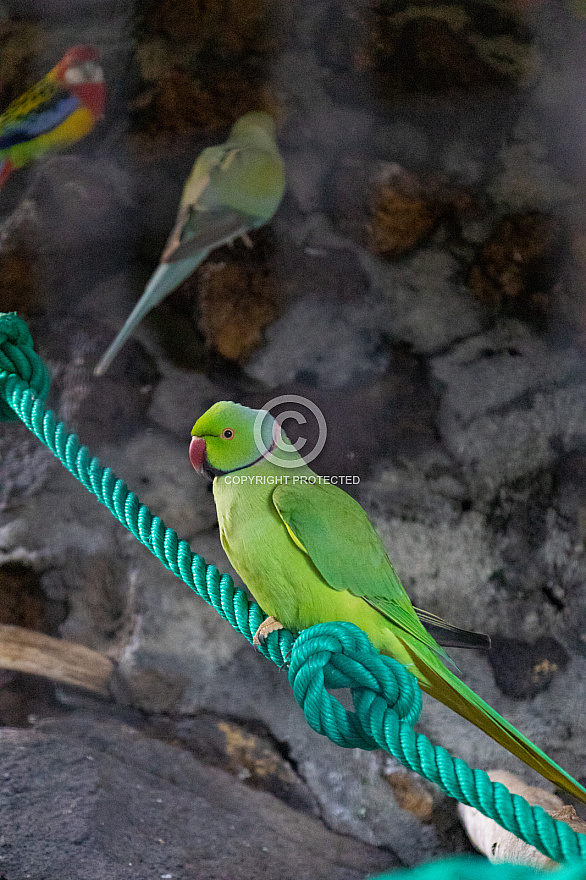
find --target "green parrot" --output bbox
[94,112,285,375]
[189,400,586,804]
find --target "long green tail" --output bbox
[406,645,586,804]
[94,252,207,376]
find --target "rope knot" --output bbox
[0,312,51,421]
[288,621,422,750]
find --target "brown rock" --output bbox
[467,211,567,325]
[364,0,534,97]
[0,565,68,727]
[131,58,279,149]
[368,167,444,258]
[145,0,275,56]
[196,231,279,361]
[0,670,60,728]
[132,64,220,137]
[131,0,283,147]
[384,767,435,822]
[331,163,475,257]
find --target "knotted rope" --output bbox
[1,312,585,867]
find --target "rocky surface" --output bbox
[1,0,586,878]
[0,713,398,880]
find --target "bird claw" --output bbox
[253,616,283,648]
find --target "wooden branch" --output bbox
[0,624,114,697]
[458,769,586,868]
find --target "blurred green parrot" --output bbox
[95,111,285,375]
[189,400,586,805]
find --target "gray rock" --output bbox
[441,141,484,186]
[285,149,329,214]
[115,531,245,714]
[488,114,577,212]
[431,323,586,497]
[102,428,217,541]
[25,155,133,257]
[419,649,586,794]
[246,293,390,389]
[0,463,132,652]
[276,52,334,146]
[190,638,447,864]
[147,362,219,440]
[359,249,483,355]
[307,106,376,154]
[432,322,585,424]
[0,713,399,880]
[359,446,470,529]
[3,0,586,872]
[374,121,431,169]
[0,421,57,509]
[75,273,144,342]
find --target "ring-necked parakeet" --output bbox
[0,45,105,189]
[94,111,285,375]
[189,400,586,804]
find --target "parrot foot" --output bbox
[253,616,283,647]
[241,232,254,248]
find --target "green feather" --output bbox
[192,401,586,805]
[95,112,285,375]
[272,481,453,664]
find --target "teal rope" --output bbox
[369,855,586,880]
[1,312,585,868]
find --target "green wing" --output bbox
[272,481,450,660]
[273,481,403,597]
[166,210,249,262]
[161,144,249,262]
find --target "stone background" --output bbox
[0,0,585,878]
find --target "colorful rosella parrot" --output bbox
[189,400,586,804]
[0,45,106,189]
[94,111,285,376]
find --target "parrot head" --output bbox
[53,45,106,118]
[228,111,278,152]
[190,401,278,479]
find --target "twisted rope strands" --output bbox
[371,855,586,880]
[0,369,294,669]
[288,626,586,864]
[1,312,585,865]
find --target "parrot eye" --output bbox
[222,428,234,439]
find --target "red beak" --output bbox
[189,436,207,475]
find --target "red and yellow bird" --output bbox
[0,45,106,189]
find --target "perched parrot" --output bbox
[189,400,586,804]
[94,111,285,376]
[0,45,106,189]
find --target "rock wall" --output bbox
[0,0,585,876]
